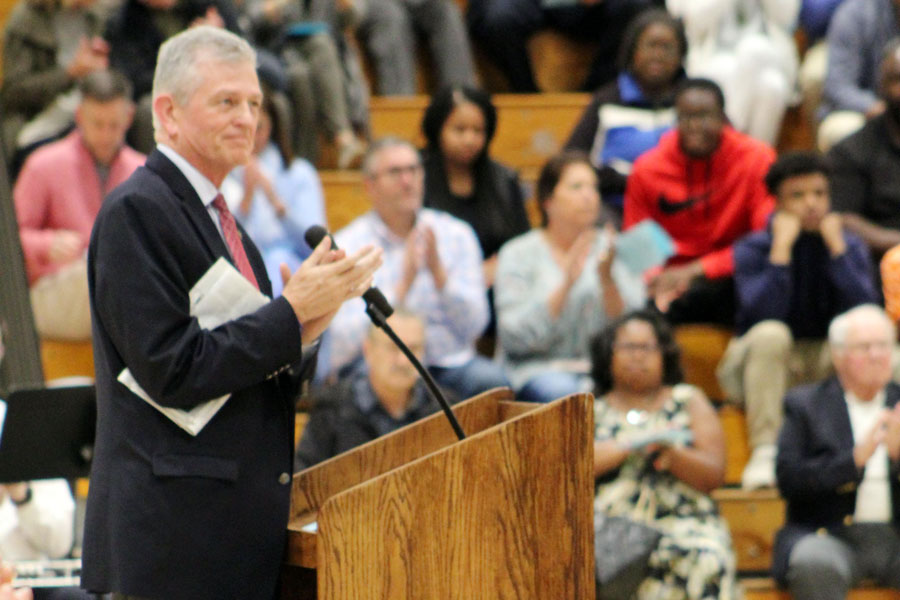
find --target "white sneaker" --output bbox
[741,444,777,489]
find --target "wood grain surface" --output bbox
[294,393,594,600]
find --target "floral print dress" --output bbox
[594,384,741,600]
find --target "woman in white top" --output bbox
[494,151,645,403]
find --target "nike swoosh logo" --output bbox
[657,194,705,215]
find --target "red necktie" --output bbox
[212,194,260,290]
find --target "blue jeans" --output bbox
[429,356,510,401]
[517,371,586,403]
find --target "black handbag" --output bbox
[594,483,662,600]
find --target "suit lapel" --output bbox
[144,150,231,263]
[144,150,273,296]
[822,377,855,450]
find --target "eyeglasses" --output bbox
[636,38,680,56]
[372,163,423,180]
[613,342,660,354]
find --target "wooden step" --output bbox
[742,577,900,599]
[674,324,732,402]
[719,405,751,486]
[318,170,367,233]
[369,93,590,172]
[319,168,541,233]
[713,488,784,574]
[40,339,94,383]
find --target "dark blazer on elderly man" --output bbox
[773,376,900,585]
[81,149,311,600]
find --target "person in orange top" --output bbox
[881,245,900,323]
[624,78,776,326]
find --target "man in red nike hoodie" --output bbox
[625,78,776,326]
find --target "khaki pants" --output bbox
[717,320,832,448]
[30,257,92,341]
[817,110,865,153]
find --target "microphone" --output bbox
[303,225,466,440]
[304,225,394,326]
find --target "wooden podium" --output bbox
[281,389,594,600]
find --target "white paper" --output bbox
[118,258,269,436]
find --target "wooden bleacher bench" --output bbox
[673,324,732,403]
[742,577,900,599]
[319,165,542,234]
[715,489,900,598]
[716,490,900,598]
[369,93,590,173]
[719,404,750,486]
[40,339,94,383]
[713,488,784,574]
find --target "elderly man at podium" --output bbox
[297,311,457,470]
[81,26,381,600]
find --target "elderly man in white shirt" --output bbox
[773,304,900,599]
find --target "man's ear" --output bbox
[363,173,376,199]
[153,94,179,140]
[124,101,137,130]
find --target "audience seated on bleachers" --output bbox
[796,0,846,135]
[564,8,686,222]
[774,304,900,600]
[818,0,900,151]
[325,138,509,401]
[310,0,371,142]
[0,481,74,562]
[420,85,530,305]
[0,0,111,168]
[466,0,654,94]
[103,0,249,154]
[13,70,144,342]
[222,95,325,297]
[827,39,900,281]
[355,0,476,96]
[494,152,645,404]
[624,78,775,327]
[296,311,455,470]
[241,0,364,167]
[590,309,738,600]
[667,0,800,146]
[717,152,877,490]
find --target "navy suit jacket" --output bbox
[773,376,900,585]
[81,150,310,599]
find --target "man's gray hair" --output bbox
[828,304,896,347]
[151,26,256,132]
[361,137,420,177]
